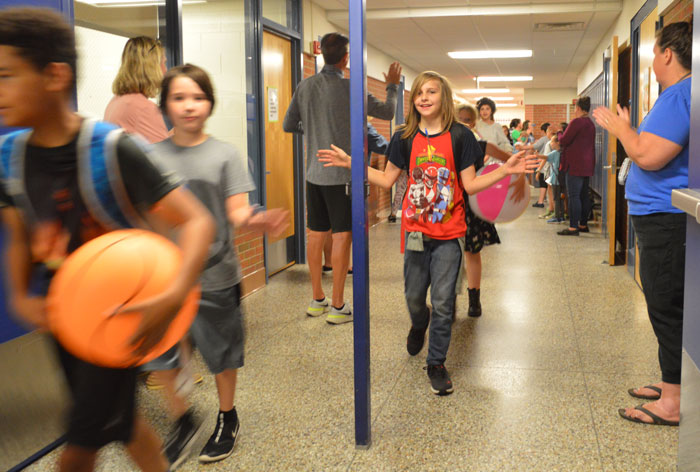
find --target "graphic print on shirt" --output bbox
[404,142,456,225]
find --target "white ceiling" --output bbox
[313,0,621,100]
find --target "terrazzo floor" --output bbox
[26,200,678,471]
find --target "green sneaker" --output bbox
[326,304,353,325]
[539,210,554,219]
[306,297,329,317]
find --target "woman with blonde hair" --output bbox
[104,36,168,143]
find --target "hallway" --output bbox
[31,203,678,471]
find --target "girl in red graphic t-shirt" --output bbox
[318,71,538,396]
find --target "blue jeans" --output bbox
[404,237,462,365]
[566,174,591,229]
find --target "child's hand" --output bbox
[14,295,48,330]
[502,151,540,175]
[115,291,185,358]
[317,145,352,169]
[249,208,290,238]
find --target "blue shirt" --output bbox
[546,150,560,185]
[626,77,690,215]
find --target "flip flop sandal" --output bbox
[618,405,679,426]
[628,385,662,400]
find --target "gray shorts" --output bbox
[143,284,244,374]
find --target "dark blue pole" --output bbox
[349,0,371,449]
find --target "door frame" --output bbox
[257,12,305,269]
[605,36,619,263]
[627,0,658,279]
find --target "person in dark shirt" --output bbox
[0,9,214,472]
[558,96,596,235]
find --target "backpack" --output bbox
[0,119,147,231]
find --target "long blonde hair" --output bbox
[112,36,164,98]
[400,71,456,139]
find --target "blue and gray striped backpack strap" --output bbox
[77,119,148,230]
[0,129,36,223]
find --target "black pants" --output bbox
[631,213,686,384]
[552,184,564,219]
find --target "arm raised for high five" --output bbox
[317,144,403,189]
[460,150,539,195]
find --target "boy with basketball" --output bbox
[0,8,214,472]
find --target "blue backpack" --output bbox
[0,119,148,231]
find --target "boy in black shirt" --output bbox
[0,8,214,471]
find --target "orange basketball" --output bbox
[47,229,200,368]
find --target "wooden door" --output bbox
[606,36,619,265]
[263,31,296,273]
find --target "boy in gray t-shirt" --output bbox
[145,64,288,468]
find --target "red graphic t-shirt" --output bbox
[387,123,483,240]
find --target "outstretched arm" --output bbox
[460,151,539,195]
[227,193,289,238]
[126,187,215,356]
[317,144,403,189]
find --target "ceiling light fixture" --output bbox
[488,97,514,101]
[448,50,532,59]
[461,88,510,94]
[477,76,533,82]
[497,103,519,107]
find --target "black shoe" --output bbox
[426,364,454,396]
[164,409,205,471]
[387,215,396,223]
[322,265,332,273]
[467,288,482,318]
[532,202,544,208]
[407,324,428,356]
[578,226,590,233]
[199,410,240,463]
[557,228,579,236]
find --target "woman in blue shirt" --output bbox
[593,20,691,427]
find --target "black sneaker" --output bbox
[532,202,544,208]
[407,325,428,356]
[199,411,240,463]
[164,409,205,471]
[426,364,454,396]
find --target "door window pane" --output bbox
[263,0,290,28]
[74,1,164,119]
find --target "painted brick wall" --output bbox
[662,0,693,24]
[234,228,264,278]
[525,104,577,138]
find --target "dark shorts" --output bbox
[306,181,352,233]
[537,173,547,188]
[144,284,244,375]
[56,341,137,448]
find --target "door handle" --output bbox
[671,188,700,224]
[603,165,612,169]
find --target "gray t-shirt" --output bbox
[283,64,398,186]
[154,137,255,291]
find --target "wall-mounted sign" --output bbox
[268,86,279,122]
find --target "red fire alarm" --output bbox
[312,40,321,55]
